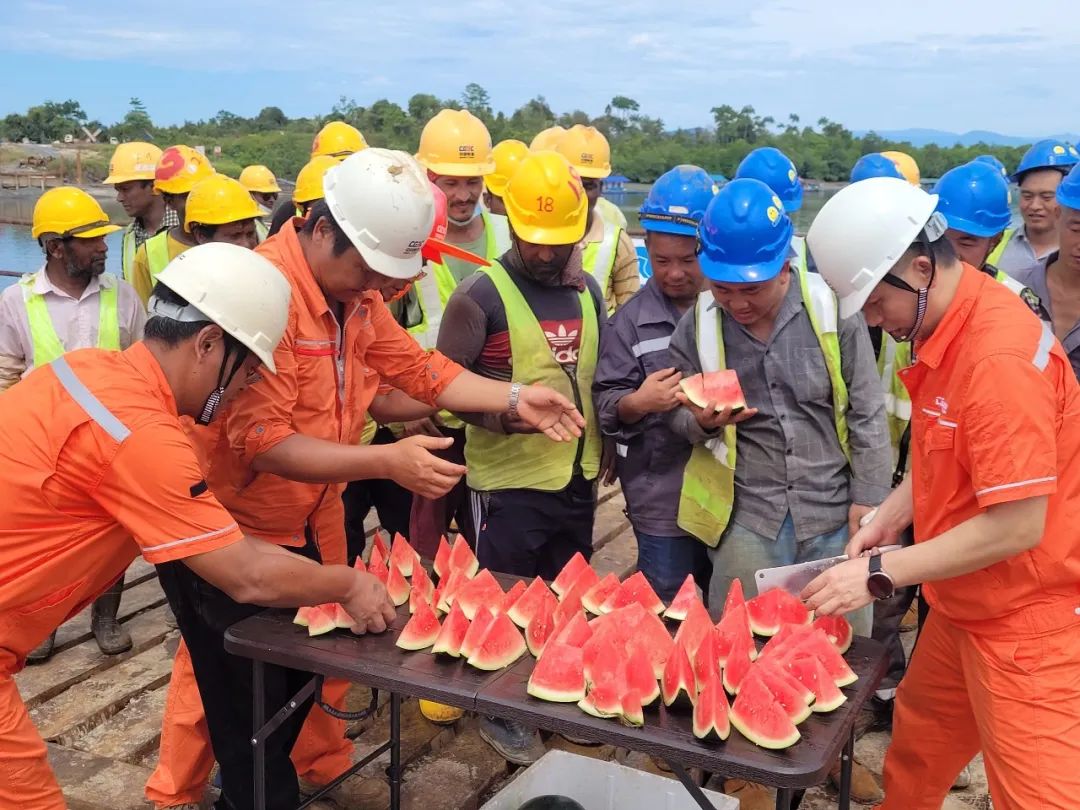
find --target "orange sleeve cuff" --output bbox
[140,524,245,565]
[241,420,296,465]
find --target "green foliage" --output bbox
[1,91,1035,183]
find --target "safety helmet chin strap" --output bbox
[879,211,948,343]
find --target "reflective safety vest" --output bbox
[359,413,378,445]
[985,227,1016,267]
[677,266,850,546]
[791,235,808,274]
[121,226,138,285]
[255,218,269,243]
[428,211,510,309]
[19,274,120,368]
[145,231,172,288]
[582,218,621,315]
[877,336,912,461]
[464,260,601,491]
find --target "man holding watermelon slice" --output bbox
[804,176,1080,810]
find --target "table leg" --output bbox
[253,660,266,810]
[775,788,806,810]
[390,693,402,810]
[838,728,854,810]
[663,758,717,810]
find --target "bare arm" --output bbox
[367,389,436,424]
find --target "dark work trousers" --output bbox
[409,426,475,559]
[471,474,597,579]
[870,524,918,698]
[342,426,414,566]
[156,538,323,810]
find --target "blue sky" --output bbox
[1,0,1077,136]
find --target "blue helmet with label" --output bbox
[933,161,1012,238]
[697,178,794,284]
[735,147,803,212]
[639,165,718,237]
[1012,139,1080,183]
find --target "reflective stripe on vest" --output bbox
[121,226,137,284]
[582,219,620,314]
[51,355,131,443]
[676,266,850,546]
[792,235,808,274]
[464,260,601,491]
[145,232,172,287]
[985,227,1015,267]
[255,219,269,243]
[406,272,444,350]
[19,275,120,368]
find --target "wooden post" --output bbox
[76,149,83,186]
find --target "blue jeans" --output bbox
[706,513,872,637]
[634,530,712,606]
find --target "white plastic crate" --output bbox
[480,749,739,810]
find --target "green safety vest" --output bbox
[677,265,850,546]
[582,219,621,315]
[121,226,138,286]
[985,227,1015,267]
[19,274,120,368]
[791,235,808,274]
[145,231,172,288]
[255,219,269,243]
[464,260,601,491]
[877,335,912,463]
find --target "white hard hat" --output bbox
[153,243,291,373]
[807,177,940,319]
[322,148,435,280]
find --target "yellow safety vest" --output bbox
[255,219,269,243]
[464,260,601,491]
[19,274,120,368]
[791,235,808,274]
[359,413,378,445]
[986,227,1016,267]
[677,265,850,546]
[877,336,912,462]
[596,196,628,229]
[121,226,138,285]
[145,231,172,288]
[582,219,621,315]
[428,211,510,309]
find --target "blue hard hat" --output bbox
[850,153,905,183]
[639,165,718,237]
[735,147,803,212]
[1056,163,1080,210]
[1011,139,1080,182]
[972,154,1009,181]
[932,161,1012,238]
[697,178,794,283]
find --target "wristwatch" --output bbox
[866,554,896,600]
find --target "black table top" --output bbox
[225,603,886,788]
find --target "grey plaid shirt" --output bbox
[131,206,179,247]
[668,279,892,541]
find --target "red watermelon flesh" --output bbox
[786,655,847,712]
[623,643,661,706]
[722,577,746,619]
[459,608,496,661]
[744,665,812,724]
[578,668,625,719]
[662,574,700,621]
[331,603,354,630]
[590,603,673,678]
[722,628,757,695]
[551,552,590,597]
[527,643,586,703]
[784,630,857,687]
[679,369,746,411]
[813,615,854,654]
[497,580,527,615]
[306,605,335,637]
[583,635,623,687]
[747,588,811,637]
[368,544,390,585]
[756,657,814,706]
[437,568,468,612]
[693,672,731,741]
[599,571,664,616]
[549,610,593,650]
[567,565,600,601]
[396,601,440,651]
[386,564,411,607]
[714,603,753,668]
[431,602,470,657]
[525,595,557,658]
[456,570,505,621]
[620,689,645,728]
[293,606,313,627]
[692,628,722,694]
[674,599,714,659]
[448,535,479,579]
[553,574,591,628]
[581,573,620,615]
[467,612,527,671]
[661,638,696,709]
[389,532,418,578]
[352,556,367,574]
[430,586,444,615]
[433,534,453,580]
[730,674,800,750]
[759,623,815,662]
[371,530,390,563]
[412,564,434,601]
[408,587,429,616]
[508,577,556,629]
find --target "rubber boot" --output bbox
[92,576,133,655]
[26,630,57,664]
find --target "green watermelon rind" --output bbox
[678,370,747,412]
[581,573,620,615]
[396,603,441,651]
[730,677,801,750]
[388,532,418,578]
[306,605,335,637]
[662,574,699,621]
[430,602,470,658]
[527,644,586,703]
[692,675,731,741]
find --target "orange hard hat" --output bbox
[422,182,490,267]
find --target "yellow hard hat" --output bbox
[311,121,368,159]
[881,151,921,186]
[504,151,587,245]
[104,141,163,185]
[184,175,262,232]
[154,145,215,195]
[415,109,495,177]
[556,124,612,179]
[530,126,567,152]
[32,186,122,241]
[293,155,339,204]
[238,164,281,194]
[484,139,530,198]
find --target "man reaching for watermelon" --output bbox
[667,178,893,807]
[803,177,1080,810]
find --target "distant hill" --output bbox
[852,128,1080,147]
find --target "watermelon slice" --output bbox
[759,623,815,662]
[352,555,367,574]
[581,573,620,615]
[455,570,504,621]
[331,603,354,629]
[746,588,811,637]
[433,534,453,580]
[661,637,696,709]
[371,530,390,563]
[620,689,645,728]
[527,643,586,703]
[386,564,410,607]
[459,608,496,661]
[551,552,590,597]
[525,594,557,657]
[582,635,622,687]
[674,599,714,658]
[714,603,753,668]
[293,606,313,627]
[408,587,429,616]
[722,576,746,619]
[679,369,746,412]
[693,672,731,741]
[578,668,625,719]
[306,605,335,637]
[744,665,812,724]
[389,532,418,577]
[786,655,847,713]
[600,571,664,616]
[567,564,600,601]
[730,674,801,750]
[448,535,479,579]
[813,614,854,654]
[430,586,444,615]
[368,543,390,585]
[437,568,468,612]
[722,627,757,695]
[589,603,673,678]
[662,574,700,621]
[784,630,857,687]
[756,657,814,707]
[431,602,470,658]
[497,580,527,615]
[410,565,434,606]
[467,612,527,671]
[623,643,661,706]
[396,601,440,651]
[692,627,722,693]
[508,577,556,629]
[549,610,593,650]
